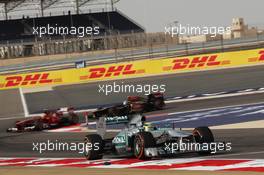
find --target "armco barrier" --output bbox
[0,48,263,90]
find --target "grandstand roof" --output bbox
[0,0,23,3]
[0,0,119,20]
[0,0,119,2]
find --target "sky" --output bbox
[116,0,263,32]
[0,0,263,32]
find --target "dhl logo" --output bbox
[172,55,221,70]
[248,50,264,62]
[163,55,227,71]
[258,50,264,61]
[81,64,143,79]
[1,73,53,88]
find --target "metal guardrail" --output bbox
[0,34,264,74]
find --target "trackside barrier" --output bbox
[0,48,263,90]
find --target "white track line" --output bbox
[2,95,264,121]
[26,89,264,118]
[0,116,25,121]
[168,101,264,115]
[166,89,264,103]
[19,88,29,117]
[207,151,264,158]
[3,90,264,120]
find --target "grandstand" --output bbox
[2,0,262,61]
[0,0,146,58]
[0,10,144,41]
[0,0,144,41]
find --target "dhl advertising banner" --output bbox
[0,48,263,90]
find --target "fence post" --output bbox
[166,44,168,57]
[185,42,189,55]
[221,35,224,52]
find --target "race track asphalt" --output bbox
[1,93,264,159]
[0,128,263,159]
[1,64,264,160]
[24,64,264,114]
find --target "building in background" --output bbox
[180,18,263,43]
[223,18,260,39]
[180,34,222,44]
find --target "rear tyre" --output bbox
[70,115,79,124]
[193,127,214,155]
[154,99,164,110]
[84,134,103,160]
[34,121,44,131]
[148,94,164,110]
[134,132,156,160]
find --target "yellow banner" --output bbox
[0,48,263,90]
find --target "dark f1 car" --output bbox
[92,93,165,118]
[6,108,79,132]
[84,114,216,160]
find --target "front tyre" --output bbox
[193,126,214,155]
[84,134,103,160]
[134,132,156,160]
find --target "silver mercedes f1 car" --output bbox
[84,114,217,160]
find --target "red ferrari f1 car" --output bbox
[92,92,165,118]
[6,108,79,132]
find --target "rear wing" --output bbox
[95,115,129,139]
[91,114,144,139]
[105,115,129,125]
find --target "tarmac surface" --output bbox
[1,167,263,175]
[23,64,264,114]
[0,89,23,118]
[1,64,264,174]
[0,128,264,159]
[1,93,264,159]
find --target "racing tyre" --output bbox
[154,99,164,110]
[34,121,44,131]
[70,115,79,124]
[134,132,156,160]
[148,94,164,110]
[193,127,214,155]
[84,134,103,160]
